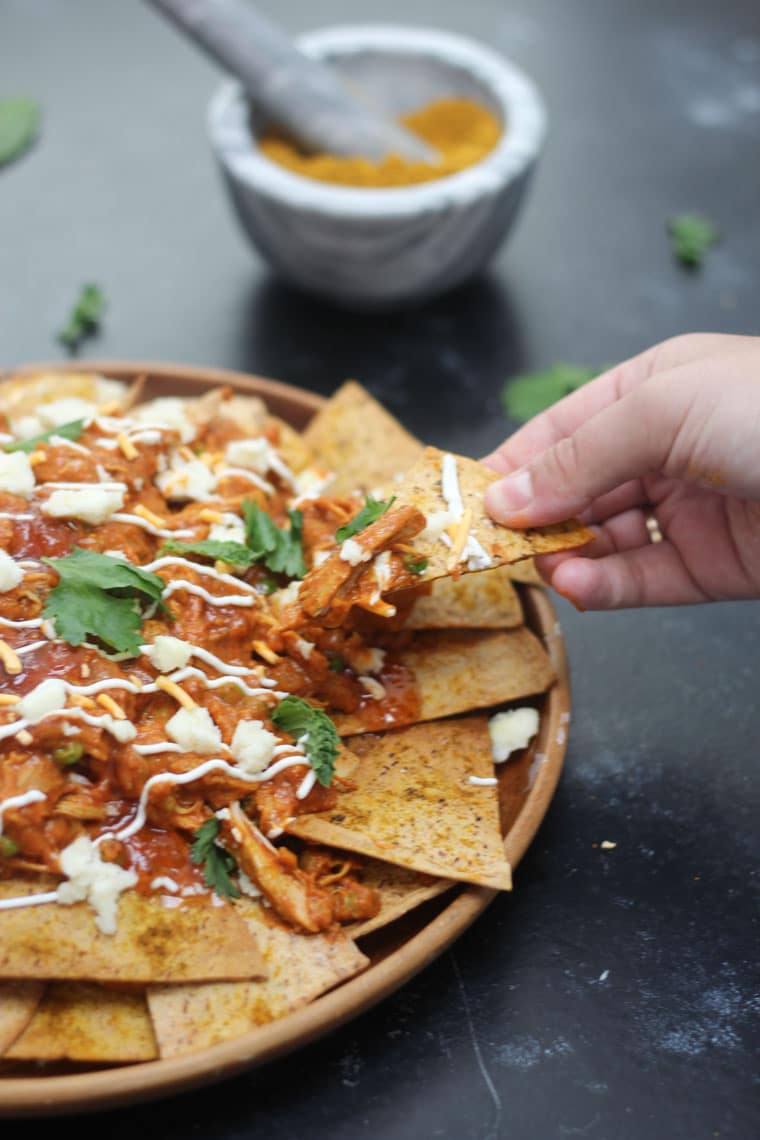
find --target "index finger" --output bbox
[482,333,738,476]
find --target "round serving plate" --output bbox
[0,362,570,1116]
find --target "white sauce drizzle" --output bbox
[161,580,255,607]
[0,790,47,834]
[111,513,195,538]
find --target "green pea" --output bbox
[52,741,84,766]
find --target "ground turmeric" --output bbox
[257,97,502,188]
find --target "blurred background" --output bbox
[2,0,759,458]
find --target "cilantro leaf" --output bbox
[271,695,340,788]
[668,212,718,269]
[58,283,106,353]
[42,548,169,654]
[190,818,240,901]
[242,501,306,580]
[160,538,255,567]
[4,418,85,454]
[0,97,40,168]
[501,363,599,422]
[404,556,429,575]
[335,495,395,543]
[42,581,145,654]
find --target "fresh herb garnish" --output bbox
[190,818,240,901]
[271,695,340,788]
[327,654,345,673]
[3,418,85,454]
[242,501,306,580]
[160,538,256,567]
[335,495,396,543]
[58,283,106,353]
[668,212,718,269]
[0,97,40,167]
[403,555,429,575]
[42,547,170,655]
[501,363,599,422]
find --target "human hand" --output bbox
[483,333,760,609]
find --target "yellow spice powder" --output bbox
[257,97,503,188]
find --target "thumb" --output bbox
[485,375,679,527]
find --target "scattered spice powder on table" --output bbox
[257,97,503,188]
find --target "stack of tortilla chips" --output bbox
[0,376,589,1070]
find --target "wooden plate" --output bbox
[0,362,570,1116]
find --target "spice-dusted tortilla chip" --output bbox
[147,899,368,1058]
[302,380,423,496]
[332,627,554,735]
[4,983,158,1063]
[345,860,454,940]
[505,558,547,587]
[392,564,524,631]
[382,446,592,582]
[0,882,265,984]
[295,447,590,623]
[0,982,44,1054]
[0,371,129,424]
[287,717,511,890]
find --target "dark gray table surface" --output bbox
[2,1,759,1137]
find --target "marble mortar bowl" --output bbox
[207,24,547,309]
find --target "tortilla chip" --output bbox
[0,882,265,984]
[346,860,454,939]
[0,982,44,1054]
[4,983,158,1063]
[333,627,554,735]
[302,381,423,495]
[383,446,592,582]
[505,558,547,587]
[147,899,368,1057]
[287,717,511,890]
[393,564,524,630]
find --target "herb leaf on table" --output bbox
[0,97,40,167]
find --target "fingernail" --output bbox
[486,468,533,517]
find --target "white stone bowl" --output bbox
[207,24,547,309]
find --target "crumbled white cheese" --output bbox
[294,637,315,660]
[0,549,23,593]
[224,437,273,473]
[155,456,216,502]
[208,516,247,545]
[293,466,332,501]
[230,720,278,774]
[41,486,125,525]
[359,676,386,700]
[419,509,457,542]
[56,835,138,934]
[35,398,98,432]
[489,707,540,763]
[347,646,385,675]
[340,538,371,566]
[144,635,193,673]
[134,397,195,442]
[18,679,68,724]
[312,550,331,568]
[0,452,35,499]
[271,580,301,609]
[166,706,222,754]
[101,716,137,743]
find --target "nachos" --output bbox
[0,373,589,1066]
